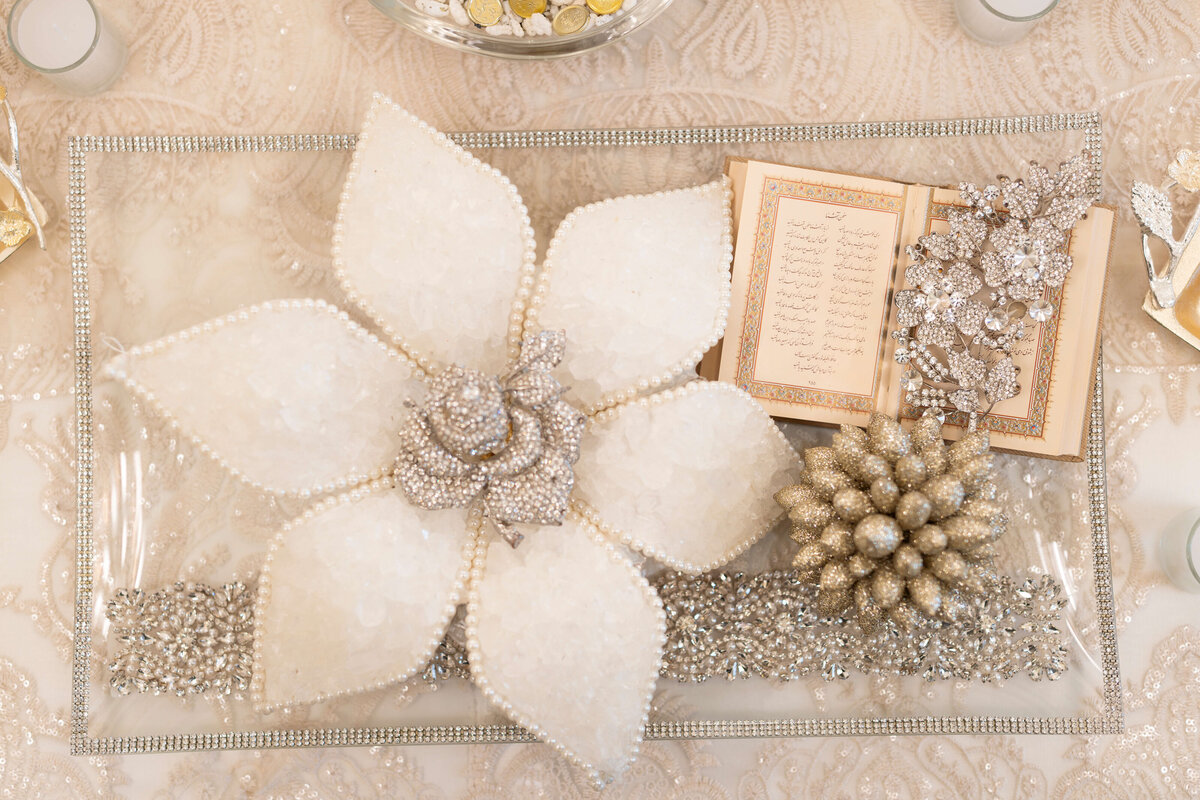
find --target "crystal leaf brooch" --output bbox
[893,155,1094,427]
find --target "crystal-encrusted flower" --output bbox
[775,413,1006,631]
[894,155,1093,425]
[103,96,798,782]
[393,331,585,547]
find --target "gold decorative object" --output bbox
[0,208,33,248]
[0,84,46,260]
[551,4,589,34]
[509,0,547,17]
[466,0,504,26]
[1134,148,1200,349]
[586,0,623,14]
[1168,149,1200,192]
[775,412,1007,630]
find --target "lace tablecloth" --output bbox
[2,0,1199,796]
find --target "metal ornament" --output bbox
[1132,149,1200,310]
[393,330,586,548]
[776,412,1007,630]
[0,85,46,252]
[893,154,1093,428]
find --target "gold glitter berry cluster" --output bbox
[775,412,1007,630]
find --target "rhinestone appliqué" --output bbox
[105,581,255,697]
[394,330,586,547]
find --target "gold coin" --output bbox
[466,0,504,26]
[0,86,7,103]
[509,0,547,17]
[552,4,589,34]
[586,0,622,13]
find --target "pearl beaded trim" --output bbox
[249,475,477,713]
[525,178,735,416]
[577,379,798,575]
[102,298,416,499]
[463,508,666,784]
[331,94,538,377]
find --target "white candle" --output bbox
[954,0,1058,46]
[1159,508,1200,594]
[7,0,126,95]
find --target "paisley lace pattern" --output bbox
[2,0,1200,794]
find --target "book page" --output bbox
[896,191,1114,460]
[718,161,915,426]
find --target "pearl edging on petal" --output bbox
[463,508,666,786]
[100,299,416,499]
[248,475,478,714]
[579,379,798,574]
[522,177,734,417]
[331,95,537,377]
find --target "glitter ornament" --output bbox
[776,412,1007,629]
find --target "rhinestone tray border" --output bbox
[68,111,1121,755]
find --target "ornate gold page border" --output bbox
[735,177,904,411]
[68,113,1121,756]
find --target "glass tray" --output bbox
[67,112,1122,756]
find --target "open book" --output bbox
[703,158,1115,461]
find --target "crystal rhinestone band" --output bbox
[654,570,1067,683]
[106,582,255,697]
[104,570,1067,697]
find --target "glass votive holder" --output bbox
[7,0,126,95]
[954,0,1059,46]
[1159,508,1200,594]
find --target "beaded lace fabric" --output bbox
[7,0,1198,794]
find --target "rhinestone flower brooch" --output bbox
[893,154,1093,426]
[394,330,585,548]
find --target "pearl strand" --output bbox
[249,475,476,714]
[102,298,412,499]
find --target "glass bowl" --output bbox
[366,0,674,59]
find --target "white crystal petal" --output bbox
[574,381,800,574]
[466,513,665,784]
[252,480,474,712]
[527,180,732,413]
[334,95,536,374]
[103,300,422,496]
